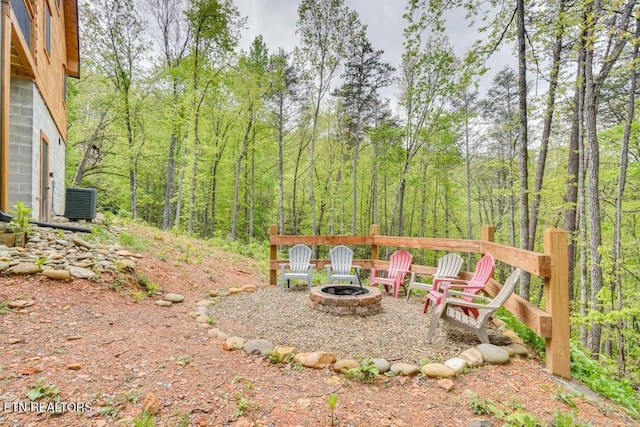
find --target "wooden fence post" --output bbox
[543,228,571,378]
[481,225,495,243]
[370,224,379,263]
[270,224,277,286]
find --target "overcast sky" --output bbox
[233,0,517,104]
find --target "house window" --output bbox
[45,3,51,54]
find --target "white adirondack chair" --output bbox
[427,269,520,344]
[279,244,315,291]
[326,245,361,285]
[406,253,463,302]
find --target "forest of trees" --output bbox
[68,0,639,388]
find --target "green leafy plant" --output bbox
[131,291,144,303]
[327,393,338,426]
[502,411,542,426]
[177,355,192,367]
[570,345,640,418]
[343,359,379,383]
[495,307,545,356]
[235,397,250,418]
[267,351,282,364]
[549,409,593,427]
[8,202,33,234]
[26,378,60,402]
[131,411,155,427]
[554,388,579,408]
[0,300,9,315]
[466,391,505,417]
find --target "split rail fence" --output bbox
[268,224,570,378]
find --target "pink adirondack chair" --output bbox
[370,250,413,298]
[424,254,495,316]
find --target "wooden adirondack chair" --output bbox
[424,254,495,315]
[370,250,413,298]
[427,269,520,344]
[279,244,315,291]
[326,245,361,285]
[406,253,463,302]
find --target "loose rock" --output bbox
[476,344,510,365]
[164,293,185,303]
[293,352,336,369]
[243,339,274,356]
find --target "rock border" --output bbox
[177,286,532,392]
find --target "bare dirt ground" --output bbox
[0,223,637,427]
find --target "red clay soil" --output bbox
[0,224,636,427]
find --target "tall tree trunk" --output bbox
[231,111,253,240]
[163,132,177,229]
[516,0,530,299]
[464,92,473,270]
[351,116,361,235]
[528,0,565,252]
[583,0,603,354]
[174,134,188,229]
[278,92,285,236]
[612,16,639,378]
[564,35,586,303]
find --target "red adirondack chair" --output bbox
[424,254,495,316]
[370,250,413,298]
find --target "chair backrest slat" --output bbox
[475,268,520,323]
[289,244,312,273]
[329,245,354,275]
[468,254,495,287]
[388,250,413,275]
[434,253,464,279]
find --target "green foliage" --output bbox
[136,273,159,296]
[119,232,150,252]
[570,345,640,418]
[466,391,505,417]
[0,300,9,314]
[26,378,60,402]
[234,397,250,418]
[501,410,542,427]
[177,355,192,367]
[327,393,338,426]
[267,351,282,364]
[131,411,155,427]
[343,359,379,383]
[8,202,33,234]
[131,291,144,303]
[549,410,593,427]
[495,307,545,356]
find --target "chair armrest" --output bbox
[445,289,491,301]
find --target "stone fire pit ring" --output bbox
[309,285,382,316]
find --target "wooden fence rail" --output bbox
[268,224,570,378]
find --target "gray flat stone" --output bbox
[371,358,391,374]
[155,300,172,307]
[69,266,96,279]
[476,343,510,365]
[7,263,40,275]
[164,293,185,303]
[243,339,274,356]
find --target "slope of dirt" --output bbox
[0,223,636,427]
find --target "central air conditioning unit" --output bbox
[64,188,97,221]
